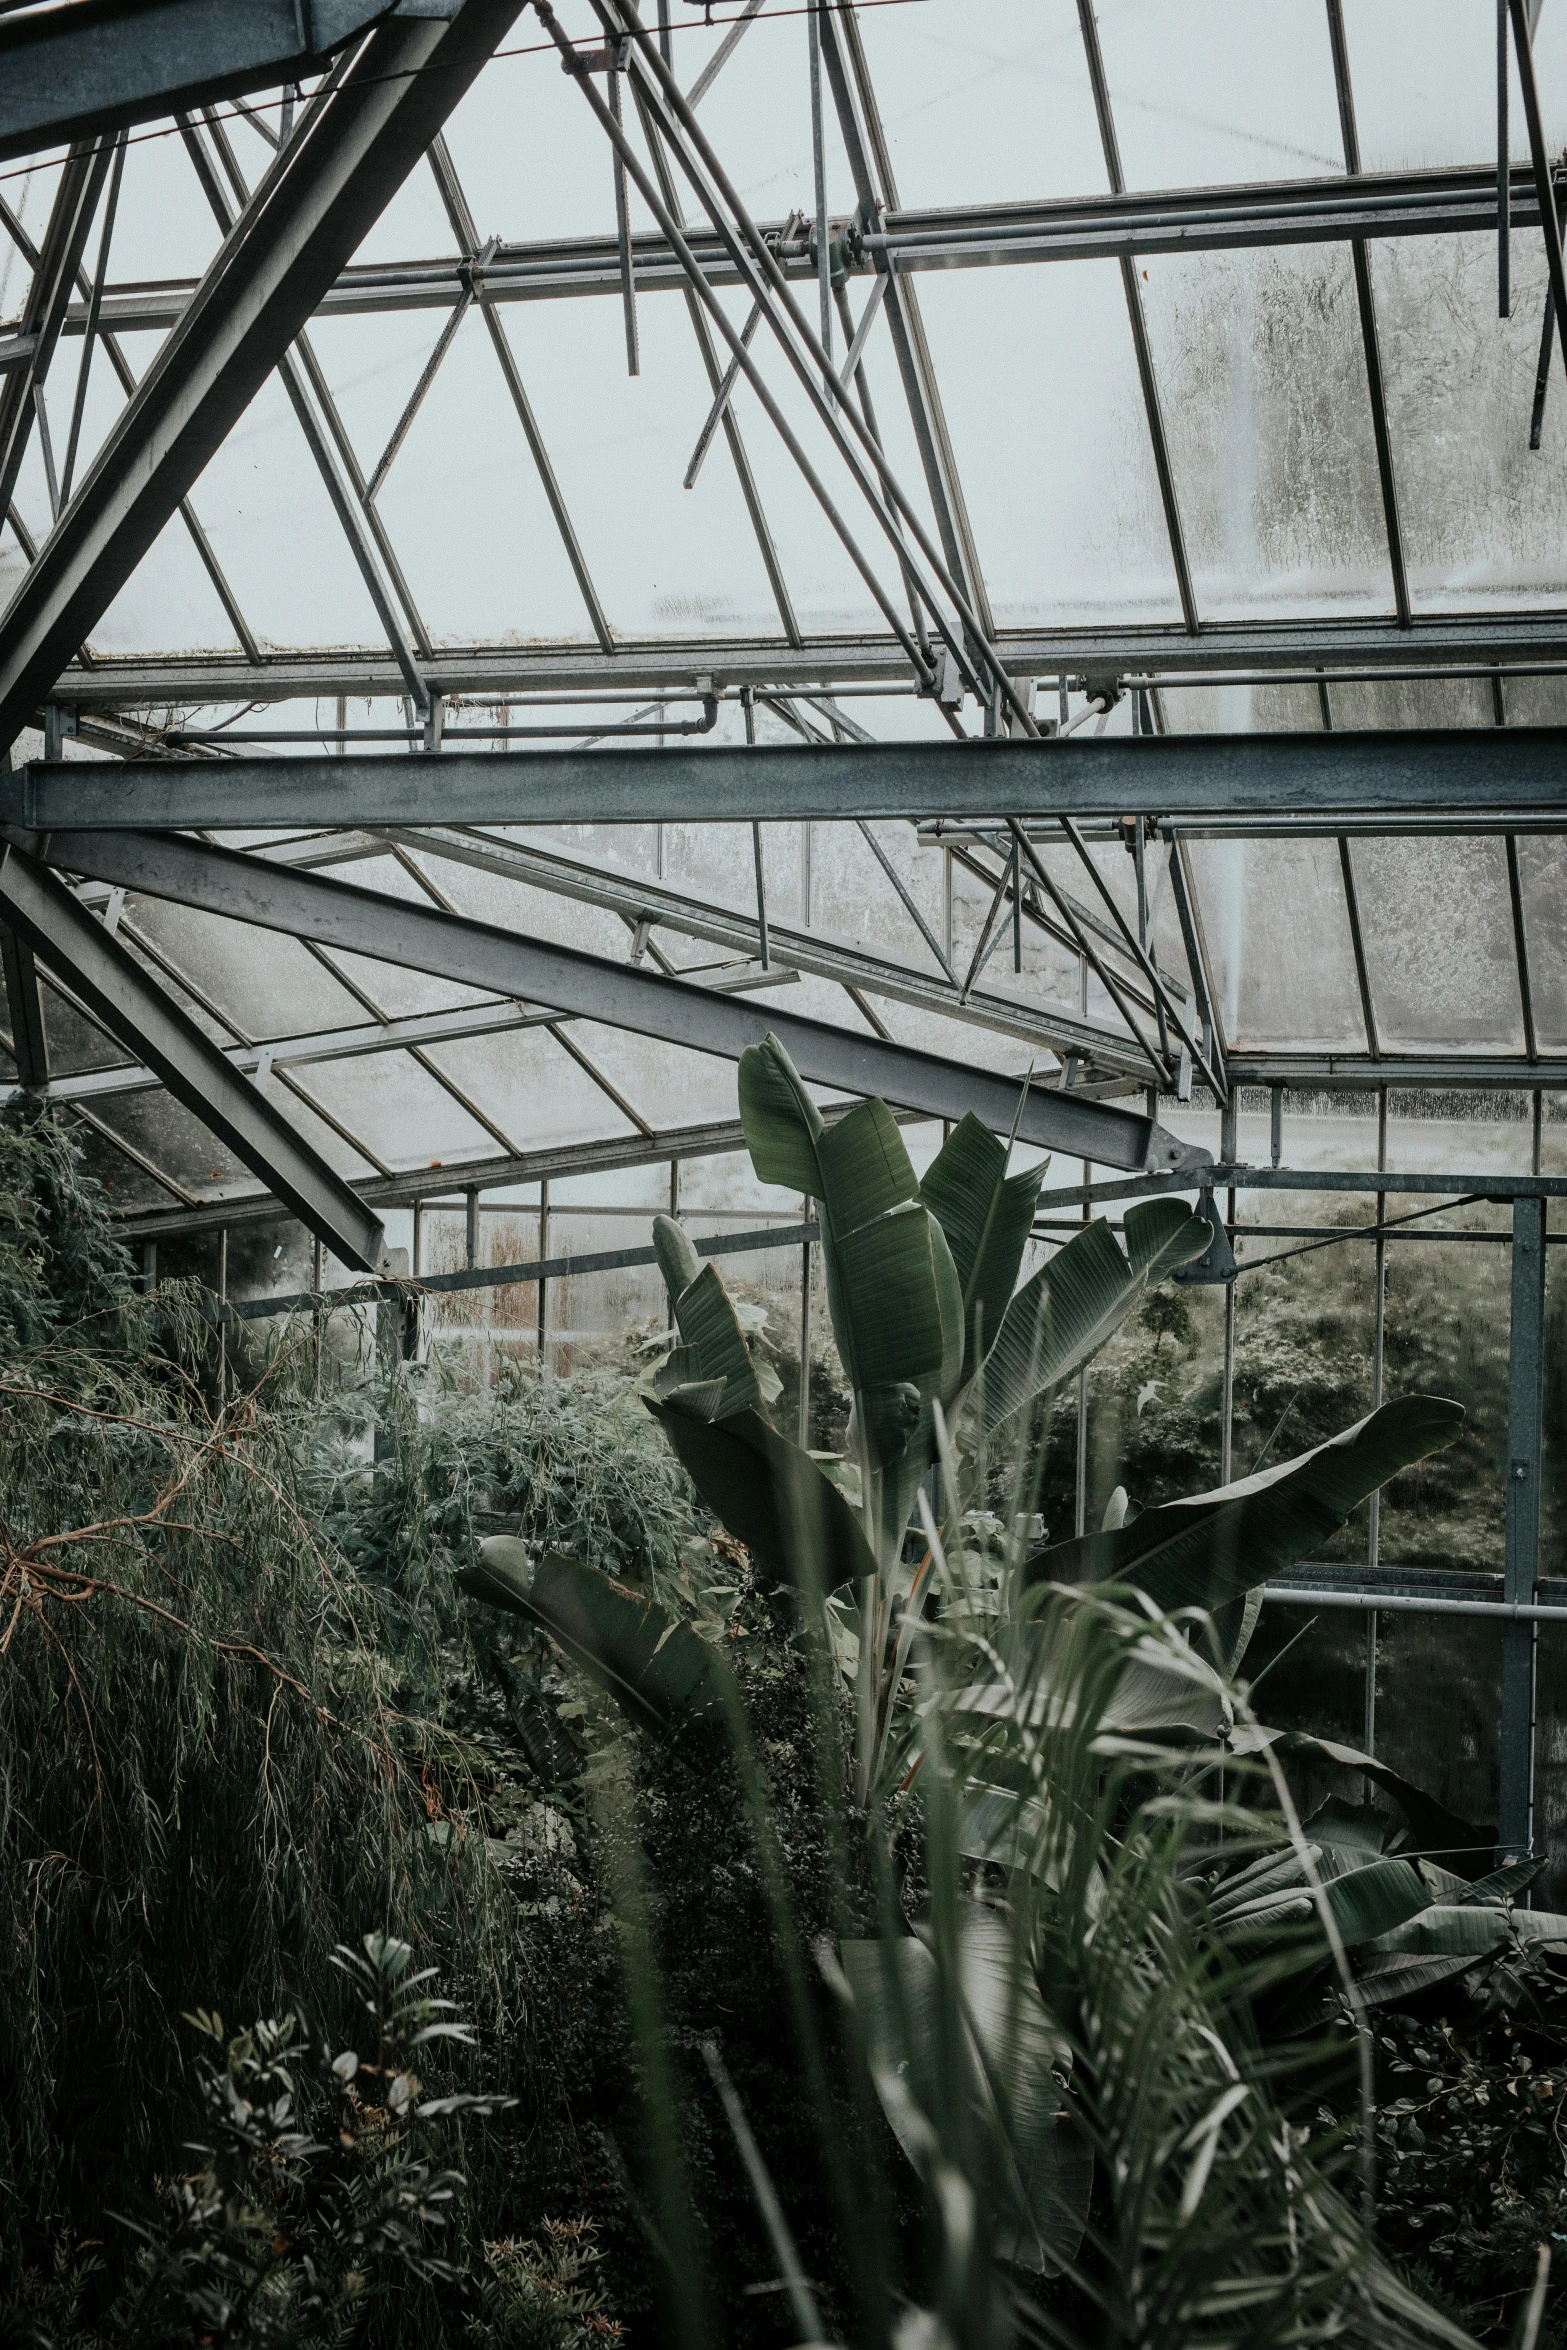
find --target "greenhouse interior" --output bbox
[9,0,1567,2342]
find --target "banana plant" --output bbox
[650,1034,1209,1801]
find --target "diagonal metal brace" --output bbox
[0,844,385,1271]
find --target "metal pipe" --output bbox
[1265,1585,1567,1624]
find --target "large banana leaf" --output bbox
[646,1397,879,1595]
[920,1112,1045,1390]
[1215,1853,1431,1951]
[1030,1397,1464,1627]
[457,1538,727,1739]
[739,1041,962,1408]
[982,1200,1209,1434]
[1227,1724,1493,1876]
[736,1032,824,1197]
[840,1907,1091,2275]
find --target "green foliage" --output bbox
[317,1357,699,1603]
[1365,1987,1567,2347]
[0,1099,138,1350]
[108,1931,509,2347]
[0,1111,515,2296]
[465,2224,623,2350]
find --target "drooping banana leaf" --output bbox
[920,1112,1046,1390]
[1215,1853,1432,1952]
[982,1199,1209,1435]
[1030,1398,1464,1630]
[1227,1723,1493,1877]
[840,1907,1092,2276]
[457,1538,728,1739]
[646,1396,879,1595]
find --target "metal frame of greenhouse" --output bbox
[2,0,1566,1856]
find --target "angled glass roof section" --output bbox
[917,261,1186,627]
[1142,241,1397,620]
[1093,0,1345,188]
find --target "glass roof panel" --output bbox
[285,1049,503,1169]
[90,505,246,658]
[1185,837,1367,1050]
[1144,244,1395,619]
[1375,232,1567,613]
[850,0,1109,208]
[1512,836,1567,1052]
[1351,837,1527,1051]
[1342,0,1567,172]
[1094,0,1343,189]
[918,261,1185,627]
[119,896,368,1038]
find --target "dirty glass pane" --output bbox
[1185,837,1367,1050]
[1143,245,1393,620]
[1351,837,1526,1052]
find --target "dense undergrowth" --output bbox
[2,1096,1565,2348]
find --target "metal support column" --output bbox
[799,1199,813,1450]
[538,1178,551,1365]
[1220,1090,1238,1484]
[1365,1084,1388,1759]
[1,922,47,1086]
[1501,1191,1547,1857]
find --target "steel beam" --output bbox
[0,144,113,522]
[0,163,1539,364]
[0,0,413,165]
[1226,1053,1567,1088]
[0,922,47,1085]
[16,727,1567,831]
[39,610,1567,710]
[0,0,523,763]
[1500,1192,1547,1857]
[385,823,1150,1074]
[106,1103,908,1243]
[14,825,1199,1173]
[0,842,385,1268]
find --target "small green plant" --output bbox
[110,1931,511,2346]
[466,2222,623,2350]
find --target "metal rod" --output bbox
[1365,1083,1387,1760]
[59,129,125,509]
[828,0,995,641]
[548,13,944,686]
[807,0,834,393]
[365,274,478,500]
[589,2,1020,716]
[686,0,766,109]
[1220,1089,1237,1484]
[427,131,616,655]
[538,1177,551,1362]
[1339,835,1381,1055]
[608,55,641,376]
[630,83,800,642]
[1507,832,1540,1059]
[1511,0,1567,426]
[1265,1585,1567,1623]
[683,298,761,487]
[854,819,953,982]
[798,1219,812,1448]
